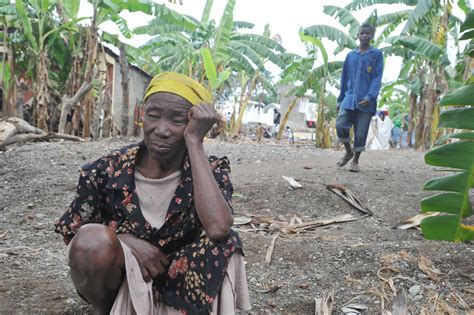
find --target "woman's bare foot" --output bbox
[336,150,354,167]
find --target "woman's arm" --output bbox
[184,104,234,241]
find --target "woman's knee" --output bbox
[69,224,123,273]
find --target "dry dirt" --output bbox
[0,138,473,314]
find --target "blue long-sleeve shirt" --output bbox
[337,47,384,114]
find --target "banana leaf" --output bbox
[438,84,474,106]
[421,216,474,241]
[401,0,433,35]
[421,79,474,242]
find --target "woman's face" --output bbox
[143,92,192,160]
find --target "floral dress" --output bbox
[54,142,243,314]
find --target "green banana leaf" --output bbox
[421,75,474,242]
[421,216,474,241]
[63,0,80,19]
[425,141,474,171]
[323,6,360,37]
[200,47,230,90]
[460,10,474,32]
[424,172,471,193]
[421,192,472,217]
[200,47,217,89]
[15,0,38,52]
[201,0,213,24]
[401,0,433,35]
[303,25,357,50]
[344,0,417,11]
[438,84,474,106]
[438,108,474,129]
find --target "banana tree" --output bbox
[133,0,285,129]
[15,0,83,131]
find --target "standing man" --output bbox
[336,23,384,172]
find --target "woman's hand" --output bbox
[184,103,219,144]
[117,234,169,282]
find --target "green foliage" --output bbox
[420,16,474,241]
[201,0,213,24]
[401,0,434,35]
[420,11,474,242]
[323,6,360,37]
[15,0,38,51]
[63,0,80,18]
[394,35,450,64]
[303,25,357,51]
[200,47,231,90]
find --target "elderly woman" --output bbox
[54,73,250,314]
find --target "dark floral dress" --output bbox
[54,142,243,314]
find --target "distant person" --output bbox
[256,123,263,143]
[391,118,402,148]
[225,111,232,127]
[272,108,281,137]
[263,126,271,138]
[336,23,384,172]
[285,126,295,144]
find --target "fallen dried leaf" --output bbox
[418,256,443,282]
[233,216,252,225]
[315,291,334,315]
[265,234,279,265]
[326,184,372,216]
[393,212,442,230]
[388,289,407,315]
[341,303,367,314]
[282,176,303,189]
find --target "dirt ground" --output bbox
[0,138,472,314]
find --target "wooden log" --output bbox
[0,118,84,147]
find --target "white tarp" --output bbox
[366,116,394,150]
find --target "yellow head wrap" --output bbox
[144,72,213,105]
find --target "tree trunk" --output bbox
[58,82,93,134]
[421,75,436,150]
[35,51,51,131]
[407,91,417,148]
[276,97,299,140]
[119,43,130,136]
[233,71,258,136]
[316,79,329,148]
[81,8,98,138]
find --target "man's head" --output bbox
[357,23,375,47]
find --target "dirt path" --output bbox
[0,139,472,314]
